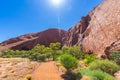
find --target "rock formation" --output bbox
[65,0,120,56]
[0,28,67,51]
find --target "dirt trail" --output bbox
[32,61,64,80]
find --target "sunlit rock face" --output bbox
[0,28,67,51]
[65,0,120,56]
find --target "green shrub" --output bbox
[49,42,61,50]
[38,54,46,61]
[62,46,84,60]
[52,50,63,61]
[66,72,79,80]
[29,53,47,61]
[83,54,96,64]
[60,54,78,71]
[62,46,69,53]
[29,52,39,61]
[49,42,61,61]
[109,51,120,64]
[31,44,45,54]
[78,68,115,80]
[89,59,120,75]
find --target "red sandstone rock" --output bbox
[0,28,67,51]
[65,0,120,56]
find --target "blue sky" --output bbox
[0,0,103,42]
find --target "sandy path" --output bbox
[32,61,64,80]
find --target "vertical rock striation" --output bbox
[66,0,120,56]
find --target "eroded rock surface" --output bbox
[0,28,67,51]
[65,0,120,56]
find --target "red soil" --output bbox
[32,61,64,80]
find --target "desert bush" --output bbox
[83,54,96,64]
[109,51,120,64]
[38,54,46,61]
[62,46,84,60]
[52,50,63,61]
[78,68,115,80]
[62,46,69,53]
[4,49,15,55]
[1,50,30,58]
[49,42,61,60]
[29,52,39,61]
[29,53,47,61]
[67,72,80,80]
[1,50,14,58]
[43,47,53,54]
[89,59,120,75]
[60,54,78,71]
[49,42,61,50]
[31,44,45,54]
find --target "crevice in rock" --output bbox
[105,40,120,56]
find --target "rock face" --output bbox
[0,28,67,51]
[65,0,120,56]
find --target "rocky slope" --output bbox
[65,0,120,56]
[0,28,67,51]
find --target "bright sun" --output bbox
[50,0,64,8]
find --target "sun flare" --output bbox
[50,0,64,8]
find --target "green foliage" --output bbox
[31,44,45,54]
[62,46,69,53]
[62,46,84,59]
[52,50,63,61]
[49,42,61,50]
[109,51,120,64]
[0,50,30,58]
[66,72,80,80]
[0,43,62,62]
[89,59,120,75]
[83,54,96,64]
[0,43,84,63]
[43,47,53,54]
[1,49,51,62]
[49,42,61,61]
[60,54,78,71]
[78,68,115,80]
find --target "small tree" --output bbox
[49,42,61,50]
[62,46,83,59]
[43,47,53,60]
[62,46,69,53]
[49,42,61,61]
[84,54,96,64]
[60,54,78,72]
[31,44,45,54]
